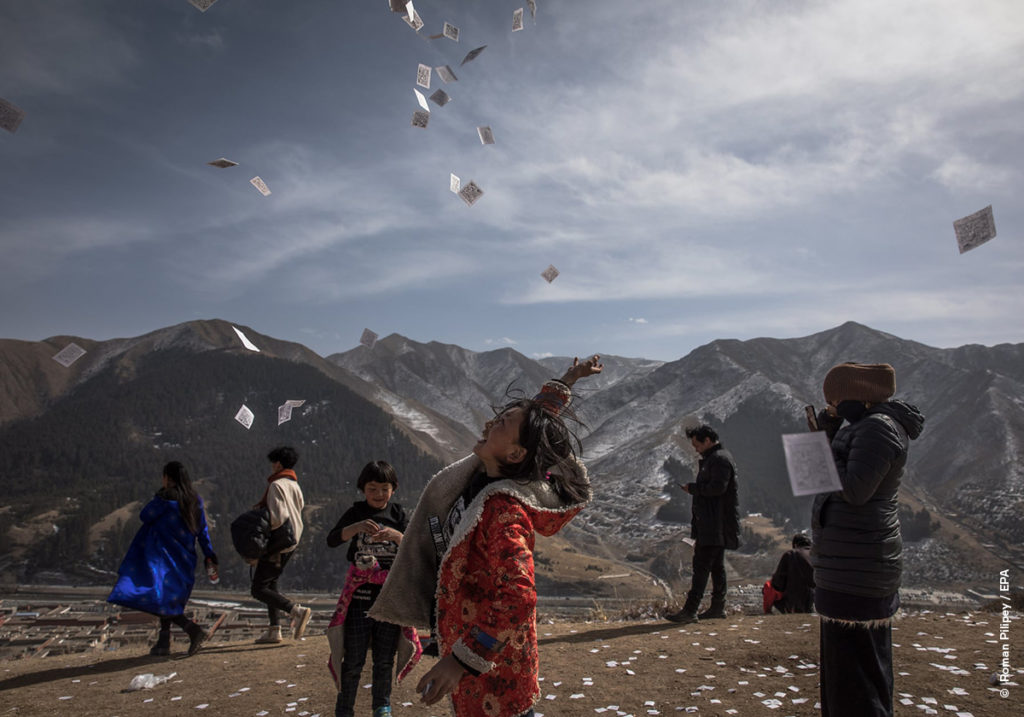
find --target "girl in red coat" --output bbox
[369,355,602,717]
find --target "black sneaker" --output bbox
[698,609,727,620]
[664,609,698,624]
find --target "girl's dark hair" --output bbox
[495,396,589,505]
[161,461,201,535]
[357,460,398,490]
[267,445,299,469]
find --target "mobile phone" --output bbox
[804,405,819,431]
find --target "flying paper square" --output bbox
[234,405,255,430]
[953,205,996,254]
[411,110,430,128]
[528,0,537,19]
[388,0,404,11]
[403,9,424,32]
[232,326,260,352]
[429,89,451,106]
[443,22,460,41]
[0,97,27,134]
[541,264,559,283]
[277,400,305,426]
[477,126,495,145]
[458,181,484,206]
[781,432,843,496]
[414,89,430,112]
[436,65,458,83]
[207,158,238,168]
[52,343,87,367]
[360,328,378,349]
[416,64,431,89]
[513,8,524,32]
[450,173,461,193]
[460,46,487,66]
[250,176,271,196]
[188,0,218,12]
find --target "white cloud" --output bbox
[628,317,648,324]
[532,352,554,359]
[484,337,518,346]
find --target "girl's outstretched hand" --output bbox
[560,354,603,386]
[416,654,466,705]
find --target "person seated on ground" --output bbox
[763,533,815,614]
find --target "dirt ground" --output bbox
[0,610,1020,716]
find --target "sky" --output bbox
[1,0,1022,362]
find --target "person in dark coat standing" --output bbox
[665,424,739,623]
[810,362,924,717]
[765,533,815,613]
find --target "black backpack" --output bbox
[230,507,296,560]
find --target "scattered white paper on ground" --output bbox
[234,405,254,429]
[250,176,271,196]
[781,431,843,496]
[232,326,260,352]
[52,343,87,367]
[953,205,996,254]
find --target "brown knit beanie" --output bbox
[822,362,896,405]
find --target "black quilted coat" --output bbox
[687,444,740,549]
[811,400,925,598]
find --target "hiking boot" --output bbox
[372,707,392,717]
[290,604,313,639]
[186,625,209,657]
[255,625,283,644]
[664,608,698,624]
[698,608,727,620]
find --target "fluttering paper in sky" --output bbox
[0,97,26,134]
[187,0,218,12]
[541,265,560,283]
[460,46,487,66]
[429,89,451,107]
[277,399,306,426]
[513,8,524,32]
[477,126,495,145]
[232,326,260,352]
[414,89,430,112]
[528,0,537,20]
[450,173,461,193]
[234,405,255,430]
[953,205,996,254]
[435,65,458,83]
[416,64,431,89]
[249,176,271,196]
[443,22,459,42]
[411,110,430,128]
[52,343,87,367]
[360,328,379,349]
[781,431,843,496]
[458,181,484,206]
[207,158,238,168]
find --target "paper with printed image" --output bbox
[528,0,537,20]
[513,8,524,32]
[429,89,451,107]
[0,97,26,134]
[52,343,87,367]
[436,65,458,83]
[411,110,430,128]
[541,264,560,283]
[249,176,271,196]
[953,205,996,254]
[458,181,484,206]
[187,0,218,12]
[781,431,843,496]
[477,126,495,145]
[450,173,461,193]
[277,400,305,426]
[207,157,238,168]
[234,405,255,430]
[360,328,379,349]
[443,22,459,42]
[416,64,431,89]
[460,46,487,66]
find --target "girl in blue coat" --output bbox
[108,461,218,656]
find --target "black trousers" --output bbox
[683,544,726,612]
[251,551,294,625]
[819,617,894,717]
[334,598,402,717]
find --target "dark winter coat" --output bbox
[770,546,815,613]
[811,400,925,599]
[686,444,740,549]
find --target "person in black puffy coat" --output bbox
[665,423,740,623]
[810,362,924,717]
